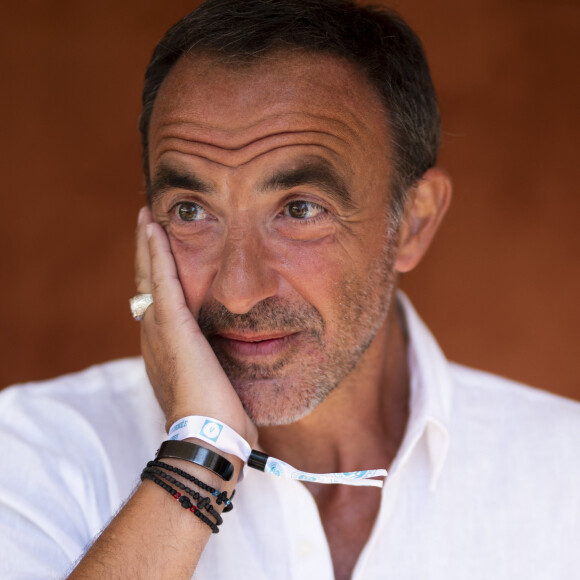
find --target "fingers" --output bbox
[146,220,192,325]
[135,207,152,294]
[134,206,188,324]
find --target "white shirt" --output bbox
[1,294,579,579]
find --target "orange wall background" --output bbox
[1,0,578,400]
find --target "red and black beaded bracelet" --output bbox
[147,460,234,511]
[140,470,220,533]
[143,466,223,525]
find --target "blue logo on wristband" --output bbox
[171,420,188,432]
[201,420,223,442]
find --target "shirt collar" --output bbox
[392,291,453,491]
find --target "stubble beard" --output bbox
[198,223,399,427]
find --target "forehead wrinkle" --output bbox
[154,134,344,169]
[156,141,343,172]
[155,123,352,150]
[149,108,378,172]
[153,106,364,148]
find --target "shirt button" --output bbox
[296,541,314,559]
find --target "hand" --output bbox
[134,207,257,446]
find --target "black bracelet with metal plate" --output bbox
[156,439,235,481]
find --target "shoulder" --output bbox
[0,357,164,496]
[0,357,160,431]
[449,362,580,420]
[0,357,148,406]
[447,362,580,462]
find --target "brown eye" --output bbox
[285,200,324,219]
[175,202,207,222]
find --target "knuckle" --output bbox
[134,270,148,292]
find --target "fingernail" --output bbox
[146,223,154,240]
[138,207,146,226]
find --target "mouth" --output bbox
[212,331,300,358]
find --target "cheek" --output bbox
[272,237,354,309]
[169,235,220,315]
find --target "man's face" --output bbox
[148,52,401,426]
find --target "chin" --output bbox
[233,376,332,428]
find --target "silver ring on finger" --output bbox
[129,293,153,321]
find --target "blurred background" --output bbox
[0,0,578,400]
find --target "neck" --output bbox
[257,297,409,476]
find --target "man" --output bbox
[1,1,579,578]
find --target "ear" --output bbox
[395,167,452,273]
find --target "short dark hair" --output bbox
[139,0,440,221]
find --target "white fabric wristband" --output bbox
[168,416,251,461]
[168,415,388,488]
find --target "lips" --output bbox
[212,331,299,357]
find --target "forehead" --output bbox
[148,51,391,175]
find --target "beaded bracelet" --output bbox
[143,466,223,525]
[148,460,235,512]
[140,471,219,534]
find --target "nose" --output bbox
[209,227,278,314]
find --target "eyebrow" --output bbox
[259,159,355,210]
[148,164,214,205]
[147,158,355,209]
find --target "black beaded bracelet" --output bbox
[157,440,234,481]
[140,471,219,534]
[143,466,223,525]
[148,460,234,512]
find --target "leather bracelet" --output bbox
[156,440,234,482]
